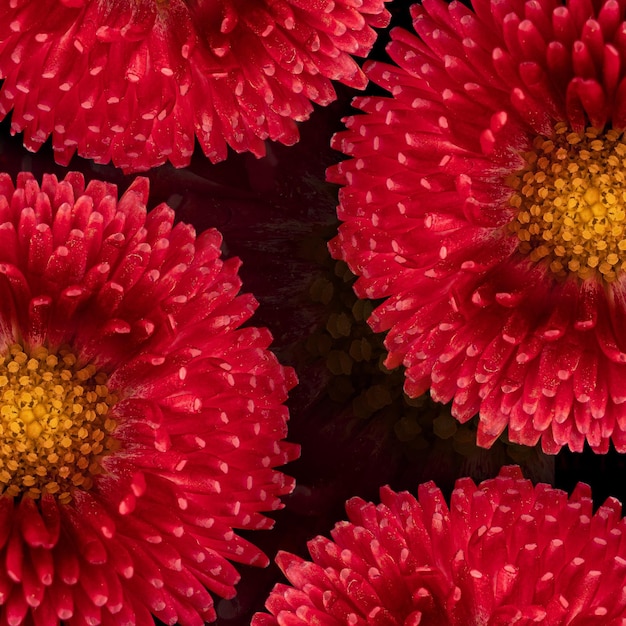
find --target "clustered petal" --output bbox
[303,240,552,485]
[0,171,298,624]
[255,466,626,625]
[329,0,626,454]
[0,0,390,172]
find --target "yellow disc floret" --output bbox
[0,344,118,503]
[508,123,626,282]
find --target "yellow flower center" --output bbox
[0,344,119,503]
[508,123,626,282]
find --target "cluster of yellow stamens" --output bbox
[0,344,118,503]
[508,123,626,282]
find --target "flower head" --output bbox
[0,171,298,624]
[328,0,626,454]
[0,0,390,172]
[254,466,626,625]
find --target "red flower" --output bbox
[0,171,298,624]
[254,466,626,625]
[0,0,390,173]
[329,0,626,454]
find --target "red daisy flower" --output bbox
[328,0,626,454]
[254,465,626,625]
[0,0,390,173]
[0,171,298,624]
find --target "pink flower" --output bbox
[328,0,626,454]
[254,466,626,625]
[0,0,390,173]
[0,171,298,624]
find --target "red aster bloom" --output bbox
[328,0,626,454]
[0,0,390,173]
[254,465,626,625]
[0,171,298,624]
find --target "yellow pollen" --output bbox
[508,124,626,282]
[0,344,119,502]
